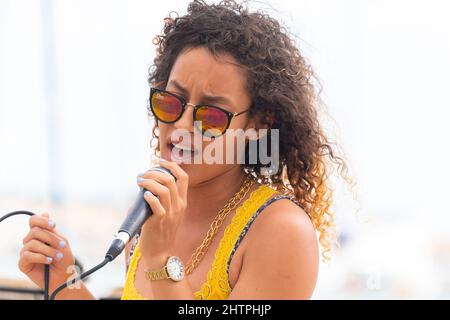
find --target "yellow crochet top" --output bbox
[121,184,277,300]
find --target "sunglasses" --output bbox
[149,87,250,137]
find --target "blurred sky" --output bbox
[1,0,449,299]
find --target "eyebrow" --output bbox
[167,79,233,106]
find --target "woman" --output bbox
[18,0,350,299]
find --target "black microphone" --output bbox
[105,166,176,261]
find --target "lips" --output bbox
[171,143,195,152]
[167,140,199,163]
[167,134,199,152]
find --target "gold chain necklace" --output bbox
[184,174,255,275]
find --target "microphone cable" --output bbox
[1,210,117,300]
[0,167,171,300]
[49,256,112,300]
[50,166,174,298]
[0,210,50,300]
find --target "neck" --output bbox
[184,166,248,223]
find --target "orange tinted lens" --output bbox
[151,91,182,122]
[196,106,229,136]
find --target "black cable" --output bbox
[0,210,50,300]
[2,211,114,300]
[44,260,50,300]
[49,256,112,300]
[0,210,34,222]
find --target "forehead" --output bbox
[167,46,248,96]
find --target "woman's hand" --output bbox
[18,213,76,292]
[136,159,189,263]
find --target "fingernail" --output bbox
[144,191,153,197]
[56,252,63,261]
[159,158,167,163]
[137,172,145,177]
[137,177,144,183]
[46,257,53,263]
[59,240,66,249]
[48,220,56,228]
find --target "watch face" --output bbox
[167,256,184,281]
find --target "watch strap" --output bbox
[145,266,170,281]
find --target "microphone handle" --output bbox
[105,166,176,261]
[119,187,152,239]
[105,189,151,260]
[118,166,176,239]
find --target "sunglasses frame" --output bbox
[149,87,250,137]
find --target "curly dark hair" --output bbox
[148,0,354,260]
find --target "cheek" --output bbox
[157,123,171,142]
[209,133,247,164]
[158,122,169,134]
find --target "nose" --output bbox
[174,102,195,133]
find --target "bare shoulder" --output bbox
[247,195,318,250]
[228,195,319,299]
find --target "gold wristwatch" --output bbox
[144,256,185,282]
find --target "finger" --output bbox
[23,227,67,250]
[157,158,189,198]
[20,251,54,268]
[51,228,68,243]
[29,213,56,231]
[22,239,64,262]
[139,170,179,201]
[137,179,171,212]
[143,191,166,218]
